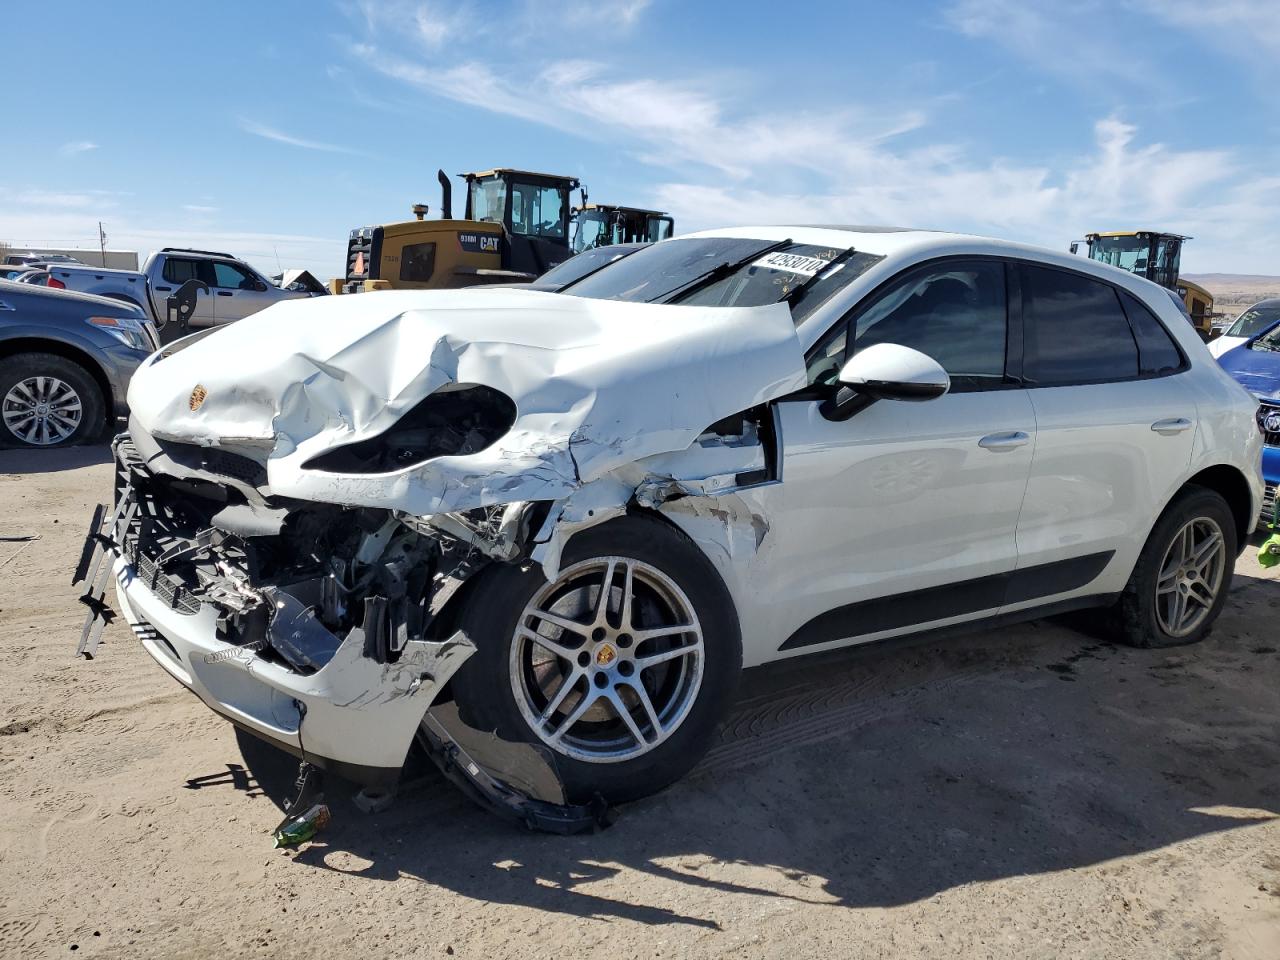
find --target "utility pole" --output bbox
[98,221,107,267]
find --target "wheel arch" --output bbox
[0,338,114,421]
[424,503,734,696]
[1179,464,1254,547]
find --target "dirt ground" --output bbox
[1,445,1278,960]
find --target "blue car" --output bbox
[1217,312,1280,518]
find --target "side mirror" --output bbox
[1069,241,1079,255]
[821,343,950,421]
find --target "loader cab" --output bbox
[462,169,579,277]
[572,204,674,254]
[1072,231,1185,290]
[1070,230,1213,339]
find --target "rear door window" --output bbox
[1022,265,1139,385]
[162,257,201,285]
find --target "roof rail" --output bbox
[161,246,235,259]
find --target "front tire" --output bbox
[0,353,105,448]
[449,514,742,804]
[1113,486,1235,648]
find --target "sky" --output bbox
[3,0,1279,279]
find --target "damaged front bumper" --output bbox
[74,436,606,831]
[75,437,472,784]
[111,558,469,785]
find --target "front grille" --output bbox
[346,228,373,281]
[154,438,267,487]
[123,539,201,614]
[1263,483,1276,523]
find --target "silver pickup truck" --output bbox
[46,247,314,331]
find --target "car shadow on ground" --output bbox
[0,441,112,475]
[227,574,1280,927]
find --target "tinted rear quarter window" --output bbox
[1120,290,1184,375]
[1023,265,1138,384]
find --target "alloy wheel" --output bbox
[2,376,83,446]
[509,556,705,764]
[1155,516,1227,638]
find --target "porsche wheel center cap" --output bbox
[595,643,618,667]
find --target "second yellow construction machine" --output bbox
[337,168,579,293]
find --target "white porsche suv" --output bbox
[83,226,1262,820]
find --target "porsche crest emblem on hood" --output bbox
[188,385,208,411]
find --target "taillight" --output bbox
[47,276,66,289]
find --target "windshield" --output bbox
[565,237,883,324]
[528,245,642,291]
[1251,326,1280,352]
[469,178,507,223]
[1088,235,1150,274]
[1227,305,1280,339]
[573,212,609,253]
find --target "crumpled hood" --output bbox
[128,287,807,515]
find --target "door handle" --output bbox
[1151,417,1192,435]
[216,290,233,297]
[978,431,1030,451]
[154,285,172,292]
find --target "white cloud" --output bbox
[351,21,1280,272]
[945,0,1156,88]
[349,0,471,48]
[57,141,98,156]
[1137,0,1280,56]
[0,204,338,278]
[9,189,121,209]
[238,118,364,155]
[182,204,218,214]
[546,0,651,29]
[356,47,924,180]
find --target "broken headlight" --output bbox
[303,383,517,474]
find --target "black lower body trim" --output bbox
[780,551,1115,651]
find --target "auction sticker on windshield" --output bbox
[752,251,831,276]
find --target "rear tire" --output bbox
[449,513,742,804]
[0,353,105,448]
[1112,486,1235,648]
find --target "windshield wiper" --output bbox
[650,238,793,304]
[784,246,858,308]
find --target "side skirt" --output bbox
[780,551,1115,652]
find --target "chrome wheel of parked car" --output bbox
[509,556,705,764]
[2,375,83,446]
[1155,516,1227,639]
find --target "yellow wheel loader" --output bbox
[571,203,674,253]
[337,169,580,293]
[1070,230,1216,339]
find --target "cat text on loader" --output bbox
[337,169,579,293]
[1070,230,1216,340]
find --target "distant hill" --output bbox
[1183,273,1280,287]
[1182,274,1280,319]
